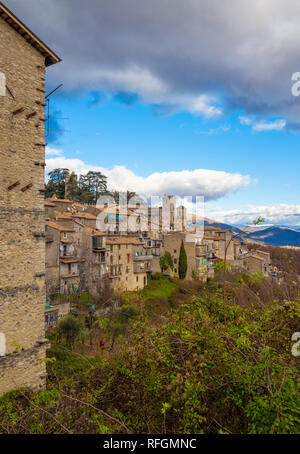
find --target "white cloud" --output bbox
[252,119,286,132]
[82,66,222,117]
[45,150,252,200]
[45,147,63,156]
[206,203,300,226]
[195,124,231,135]
[239,116,252,126]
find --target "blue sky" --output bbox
[46,91,300,225]
[6,0,300,226]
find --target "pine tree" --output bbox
[178,240,187,279]
[45,168,70,199]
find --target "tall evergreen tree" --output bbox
[178,240,187,279]
[65,171,79,201]
[45,168,70,199]
[79,171,107,204]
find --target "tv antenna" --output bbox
[45,84,70,138]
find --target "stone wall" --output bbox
[0,345,47,396]
[0,17,47,395]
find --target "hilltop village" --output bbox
[44,193,273,317]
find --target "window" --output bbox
[93,236,103,249]
[174,249,177,253]
[127,254,130,263]
[174,258,177,264]
[136,276,139,282]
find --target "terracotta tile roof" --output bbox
[83,226,106,237]
[46,221,74,233]
[255,250,270,256]
[73,202,87,209]
[54,211,73,220]
[50,195,73,203]
[72,213,97,220]
[204,226,218,231]
[205,226,224,232]
[54,211,98,221]
[203,235,220,240]
[247,254,265,262]
[97,204,139,216]
[60,258,85,264]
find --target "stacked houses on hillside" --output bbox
[44,196,272,299]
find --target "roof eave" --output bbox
[0,2,61,67]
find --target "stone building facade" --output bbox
[164,231,208,281]
[107,237,151,291]
[45,221,83,296]
[0,3,60,395]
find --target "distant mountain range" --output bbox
[243,226,300,247]
[204,221,300,247]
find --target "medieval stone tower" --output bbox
[0,2,60,395]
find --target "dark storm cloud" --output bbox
[5,0,300,122]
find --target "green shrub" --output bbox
[57,314,86,348]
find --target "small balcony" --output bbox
[60,243,75,258]
[93,250,106,264]
[60,272,80,279]
[92,237,106,250]
[109,265,121,278]
[133,255,153,262]
[94,257,106,264]
[134,262,151,274]
[195,245,206,257]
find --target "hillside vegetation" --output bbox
[0,274,299,434]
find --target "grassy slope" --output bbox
[1,276,299,434]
